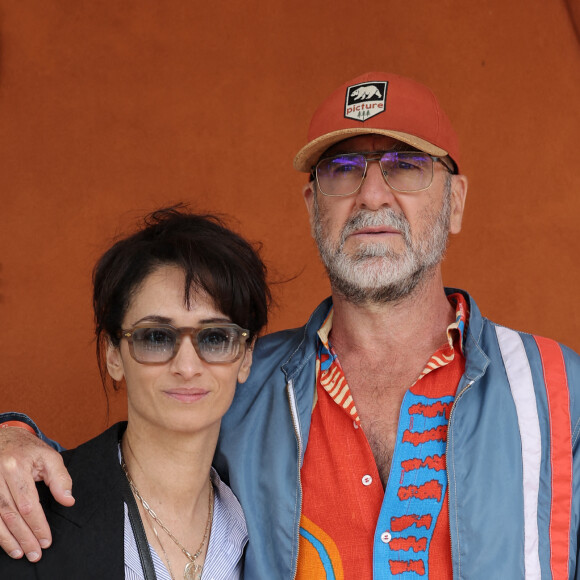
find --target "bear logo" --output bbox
[344,81,388,122]
[350,85,382,101]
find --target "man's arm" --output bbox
[0,412,65,452]
[0,413,75,561]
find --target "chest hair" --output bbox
[339,354,425,487]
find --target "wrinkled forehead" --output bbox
[321,134,416,159]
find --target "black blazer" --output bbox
[0,422,133,579]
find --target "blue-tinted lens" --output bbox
[316,154,366,196]
[380,152,433,191]
[197,327,240,362]
[132,327,177,362]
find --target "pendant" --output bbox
[184,560,202,580]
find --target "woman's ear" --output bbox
[106,342,125,382]
[236,342,254,384]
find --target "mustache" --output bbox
[340,209,411,245]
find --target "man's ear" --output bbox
[106,343,125,382]
[303,180,315,210]
[303,181,316,237]
[236,342,254,384]
[449,174,468,235]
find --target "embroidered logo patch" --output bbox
[344,81,388,122]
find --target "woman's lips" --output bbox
[163,388,209,403]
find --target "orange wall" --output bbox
[1,2,579,448]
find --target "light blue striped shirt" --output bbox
[124,468,247,579]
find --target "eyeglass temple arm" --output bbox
[436,156,457,174]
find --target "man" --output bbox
[0,72,579,579]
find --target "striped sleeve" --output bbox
[496,327,572,580]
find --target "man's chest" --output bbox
[338,356,426,484]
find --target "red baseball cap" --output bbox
[293,72,460,173]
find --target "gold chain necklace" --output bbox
[144,511,177,580]
[121,455,214,580]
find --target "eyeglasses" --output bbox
[119,323,250,365]
[312,151,454,197]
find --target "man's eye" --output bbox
[392,154,429,171]
[329,161,361,176]
[396,161,422,171]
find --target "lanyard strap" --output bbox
[119,463,158,580]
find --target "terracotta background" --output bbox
[1,2,579,448]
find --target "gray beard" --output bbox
[313,186,451,305]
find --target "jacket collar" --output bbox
[445,288,490,383]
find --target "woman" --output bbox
[0,206,269,579]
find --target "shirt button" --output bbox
[353,421,359,429]
[362,475,373,486]
[381,531,392,544]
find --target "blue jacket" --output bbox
[214,288,580,579]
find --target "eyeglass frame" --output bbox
[310,150,457,197]
[118,322,250,365]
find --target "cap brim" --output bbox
[293,128,449,172]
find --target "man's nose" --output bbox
[355,160,398,211]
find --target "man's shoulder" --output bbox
[255,325,307,351]
[474,318,580,421]
[250,297,333,371]
[244,325,314,389]
[448,287,579,361]
[482,319,579,366]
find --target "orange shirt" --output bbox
[297,294,468,579]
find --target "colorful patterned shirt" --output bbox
[297,294,468,579]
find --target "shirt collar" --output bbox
[316,293,469,356]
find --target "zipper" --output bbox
[286,379,303,580]
[447,379,475,580]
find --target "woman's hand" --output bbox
[0,428,74,561]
